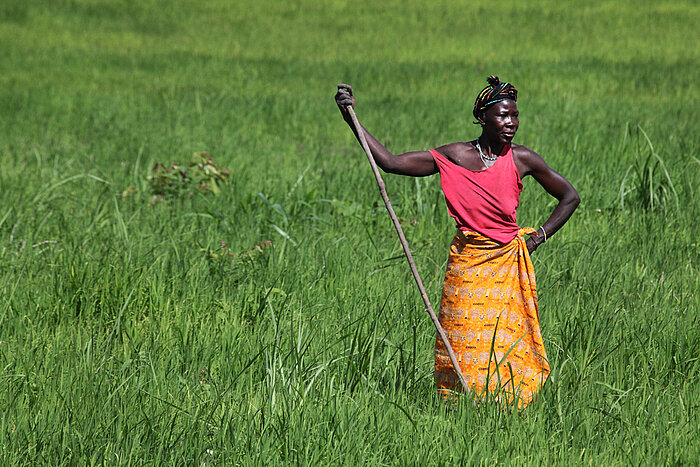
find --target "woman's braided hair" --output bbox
[472,75,518,123]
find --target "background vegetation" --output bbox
[1,0,698,464]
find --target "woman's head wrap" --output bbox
[473,76,518,122]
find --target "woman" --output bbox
[335,77,580,406]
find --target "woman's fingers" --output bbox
[525,237,536,254]
[336,92,352,103]
[337,83,353,96]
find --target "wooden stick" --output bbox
[346,106,470,395]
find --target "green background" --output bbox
[1,0,698,464]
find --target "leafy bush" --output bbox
[148,152,231,201]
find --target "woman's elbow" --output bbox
[379,163,397,174]
[379,159,402,174]
[569,190,581,209]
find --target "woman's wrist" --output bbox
[537,226,547,245]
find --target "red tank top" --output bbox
[430,144,522,244]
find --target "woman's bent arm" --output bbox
[514,145,580,251]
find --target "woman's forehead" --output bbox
[487,100,518,113]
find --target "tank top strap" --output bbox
[502,144,522,188]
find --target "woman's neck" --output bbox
[477,135,504,158]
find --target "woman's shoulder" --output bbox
[511,143,542,163]
[434,142,474,159]
[511,143,547,177]
[511,143,536,156]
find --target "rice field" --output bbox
[0,0,698,464]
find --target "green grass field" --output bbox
[1,0,698,464]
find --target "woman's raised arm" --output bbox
[335,84,437,177]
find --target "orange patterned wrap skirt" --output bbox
[434,228,549,407]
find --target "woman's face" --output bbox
[480,99,519,145]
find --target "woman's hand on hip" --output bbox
[525,236,538,254]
